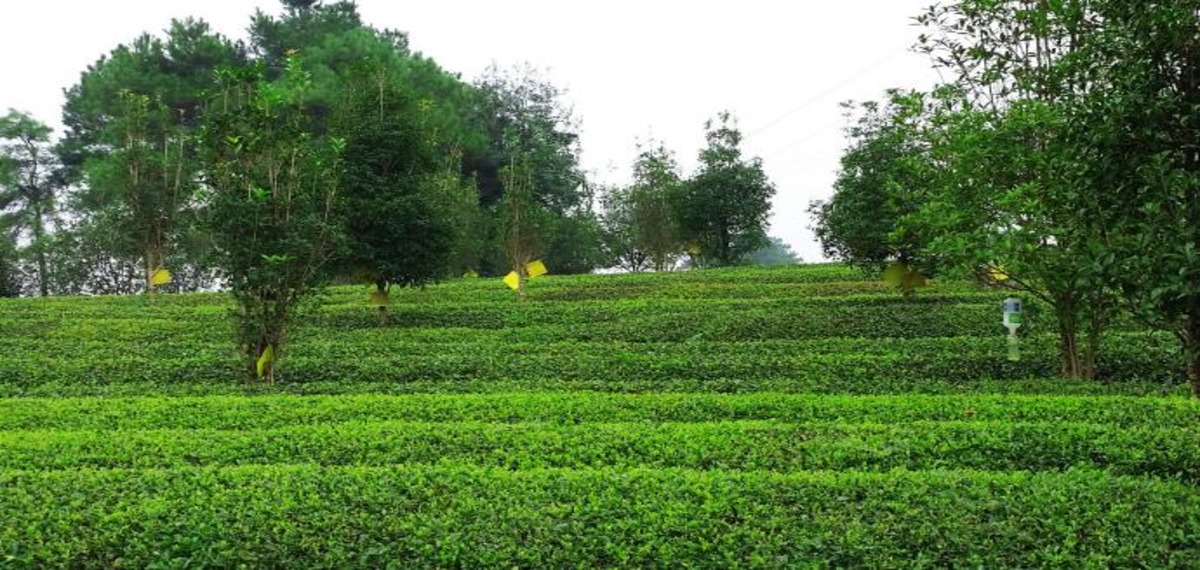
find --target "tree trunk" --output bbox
[517,265,528,302]
[35,248,48,297]
[719,226,731,266]
[1187,309,1200,398]
[1081,306,1104,381]
[247,301,286,385]
[376,280,389,326]
[32,210,47,297]
[1057,313,1083,380]
[144,248,157,295]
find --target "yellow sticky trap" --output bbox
[369,290,389,307]
[882,261,908,285]
[988,266,1009,283]
[150,268,172,286]
[883,261,928,292]
[256,345,274,378]
[462,269,479,279]
[502,271,521,290]
[525,259,548,279]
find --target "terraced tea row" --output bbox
[2,464,1196,568]
[5,293,1023,335]
[6,418,1200,481]
[0,333,1182,396]
[5,393,1196,430]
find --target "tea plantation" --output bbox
[2,264,1198,568]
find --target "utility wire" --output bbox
[743,50,907,141]
[756,121,842,159]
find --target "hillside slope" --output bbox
[1,265,1197,567]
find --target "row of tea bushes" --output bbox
[1,464,1196,568]
[5,419,1200,481]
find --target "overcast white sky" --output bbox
[1,0,941,261]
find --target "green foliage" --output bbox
[199,58,344,382]
[498,149,554,296]
[746,236,801,266]
[810,90,935,278]
[10,2,1200,561]
[674,112,775,267]
[1,263,1196,565]
[602,141,684,271]
[599,184,650,271]
[58,19,244,292]
[6,392,1198,432]
[8,419,1200,482]
[543,208,608,275]
[334,67,456,319]
[83,92,197,293]
[0,265,1185,395]
[469,65,583,211]
[0,236,20,297]
[59,19,245,181]
[1047,0,1200,394]
[0,110,57,297]
[911,2,1119,379]
[469,66,602,275]
[2,465,1198,567]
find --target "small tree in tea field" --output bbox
[200,57,344,383]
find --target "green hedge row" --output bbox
[2,465,1197,568]
[0,334,1181,390]
[1,303,1037,350]
[2,332,1169,363]
[0,264,869,311]
[3,393,1195,431]
[2,292,1011,330]
[5,376,1187,398]
[7,420,1200,481]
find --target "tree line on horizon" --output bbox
[0,0,782,381]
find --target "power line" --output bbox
[756,121,842,159]
[743,50,907,141]
[766,148,845,180]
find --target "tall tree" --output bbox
[60,18,244,182]
[83,92,194,293]
[631,141,684,272]
[0,111,58,297]
[59,19,244,291]
[249,0,484,283]
[912,0,1116,379]
[469,66,598,275]
[499,142,553,299]
[810,90,937,283]
[544,207,608,275]
[600,141,684,272]
[599,184,650,272]
[674,112,775,267]
[334,66,457,324]
[1060,0,1200,395]
[200,57,344,383]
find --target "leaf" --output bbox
[256,345,274,378]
